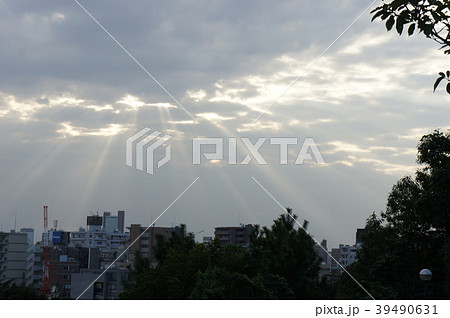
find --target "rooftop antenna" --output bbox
[41,205,51,297]
[14,213,17,232]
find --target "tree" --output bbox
[121,212,328,299]
[337,130,450,299]
[121,224,205,299]
[190,267,292,299]
[153,224,196,264]
[0,281,45,300]
[249,208,322,299]
[371,0,450,94]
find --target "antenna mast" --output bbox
[40,205,51,297]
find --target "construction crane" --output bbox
[40,205,51,298]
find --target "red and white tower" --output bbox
[40,205,51,297]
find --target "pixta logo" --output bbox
[126,128,172,175]
[192,137,325,165]
[126,128,325,175]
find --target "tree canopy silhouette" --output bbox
[371,0,450,94]
[337,130,450,299]
[121,210,330,299]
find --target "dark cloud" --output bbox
[0,0,449,247]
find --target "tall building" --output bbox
[214,224,254,247]
[70,212,129,251]
[0,231,28,285]
[118,211,125,233]
[103,215,119,233]
[314,239,332,280]
[20,228,35,286]
[48,251,80,299]
[314,239,329,265]
[102,212,111,228]
[102,211,125,233]
[70,213,129,272]
[87,215,103,232]
[127,224,180,266]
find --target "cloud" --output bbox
[186,89,207,102]
[327,141,371,154]
[116,95,177,110]
[196,112,234,125]
[1,0,449,248]
[57,122,128,137]
[237,121,281,132]
[339,33,392,55]
[85,104,115,112]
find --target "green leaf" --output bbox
[386,16,395,31]
[433,75,445,92]
[408,23,415,36]
[447,83,450,94]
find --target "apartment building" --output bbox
[127,224,180,266]
[0,231,28,285]
[214,224,254,247]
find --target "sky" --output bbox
[0,0,449,248]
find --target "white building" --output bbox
[69,213,129,269]
[70,228,128,251]
[330,244,359,275]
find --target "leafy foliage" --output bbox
[249,208,322,299]
[190,267,291,299]
[0,281,45,300]
[371,0,450,94]
[121,211,329,299]
[337,130,450,299]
